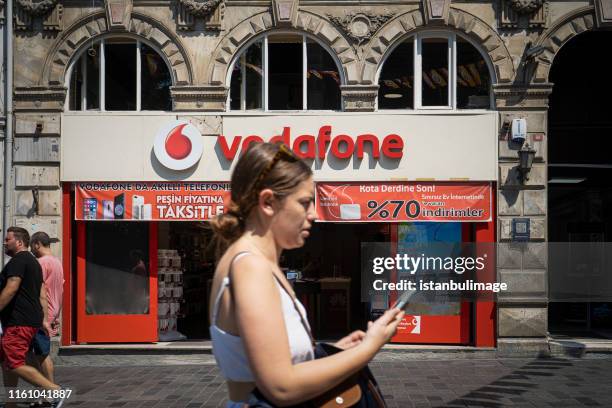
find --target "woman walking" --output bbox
[209,142,404,407]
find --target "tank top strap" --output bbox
[211,251,252,326]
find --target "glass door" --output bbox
[389,222,470,344]
[76,221,158,343]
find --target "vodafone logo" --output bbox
[154,121,203,170]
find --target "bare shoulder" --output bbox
[229,252,274,286]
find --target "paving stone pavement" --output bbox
[1,353,611,407]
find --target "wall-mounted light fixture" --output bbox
[518,143,536,182]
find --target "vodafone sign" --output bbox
[61,114,498,182]
[153,121,204,170]
[154,121,404,170]
[217,126,404,161]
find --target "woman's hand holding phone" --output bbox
[363,308,405,351]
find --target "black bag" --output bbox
[245,277,387,408]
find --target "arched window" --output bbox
[68,38,172,111]
[228,33,342,111]
[378,33,492,110]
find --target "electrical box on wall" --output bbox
[511,118,527,143]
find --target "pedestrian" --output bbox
[1,227,67,408]
[209,142,404,407]
[30,231,64,387]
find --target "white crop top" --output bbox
[210,252,314,382]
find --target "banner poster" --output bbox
[75,182,230,221]
[316,182,492,222]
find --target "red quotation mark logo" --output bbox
[154,121,204,171]
[165,124,192,160]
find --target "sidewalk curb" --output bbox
[58,340,612,359]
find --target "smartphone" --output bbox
[114,193,125,219]
[83,198,97,220]
[132,195,145,220]
[142,204,152,220]
[391,288,417,310]
[102,200,114,220]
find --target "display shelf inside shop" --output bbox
[166,222,216,339]
[157,248,186,341]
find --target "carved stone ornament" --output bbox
[327,10,395,45]
[105,0,133,30]
[16,0,58,16]
[509,0,544,14]
[595,0,612,28]
[179,0,222,18]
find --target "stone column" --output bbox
[493,83,553,356]
[12,86,66,259]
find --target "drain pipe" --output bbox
[1,0,14,266]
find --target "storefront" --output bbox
[60,112,497,346]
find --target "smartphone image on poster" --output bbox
[83,198,97,220]
[132,195,145,220]
[114,193,125,219]
[102,200,114,220]
[142,204,152,220]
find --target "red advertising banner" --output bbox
[75,182,230,221]
[316,182,492,222]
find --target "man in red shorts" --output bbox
[1,227,67,408]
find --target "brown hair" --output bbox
[31,231,51,248]
[7,226,30,248]
[210,142,312,257]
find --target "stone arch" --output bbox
[361,8,514,85]
[531,7,596,83]
[207,10,360,86]
[42,11,193,86]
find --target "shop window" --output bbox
[378,41,414,109]
[456,37,491,109]
[85,222,150,315]
[230,41,263,110]
[269,34,303,110]
[421,37,450,107]
[378,33,491,110]
[228,34,342,111]
[68,38,172,111]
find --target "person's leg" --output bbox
[30,330,53,383]
[2,366,19,408]
[4,327,60,390]
[37,356,54,384]
[10,365,59,389]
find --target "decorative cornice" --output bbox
[493,83,553,97]
[170,85,227,101]
[15,86,67,101]
[179,0,222,18]
[16,0,58,16]
[14,86,67,112]
[327,9,395,45]
[508,0,544,15]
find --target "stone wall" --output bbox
[7,0,606,349]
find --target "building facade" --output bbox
[4,0,612,351]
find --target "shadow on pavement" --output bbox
[440,354,578,408]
